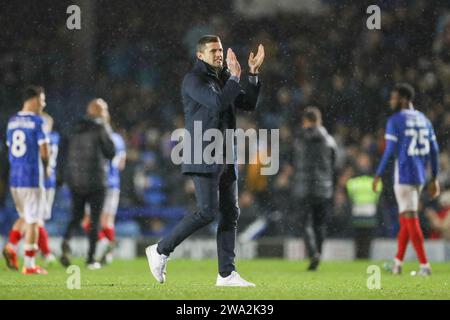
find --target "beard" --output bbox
[205,60,223,76]
[213,60,223,70]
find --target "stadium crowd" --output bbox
[1,0,450,240]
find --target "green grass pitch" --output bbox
[0,258,449,299]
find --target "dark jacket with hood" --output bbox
[180,59,261,178]
[65,116,115,192]
[292,125,337,199]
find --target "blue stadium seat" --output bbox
[148,175,164,190]
[115,221,141,237]
[143,191,166,206]
[44,221,67,236]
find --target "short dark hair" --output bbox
[393,83,415,101]
[23,85,44,103]
[197,35,221,52]
[302,106,322,124]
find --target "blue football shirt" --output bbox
[7,111,49,188]
[45,131,60,189]
[384,109,437,185]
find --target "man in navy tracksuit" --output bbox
[146,35,264,286]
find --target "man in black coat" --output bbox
[292,107,337,271]
[146,35,264,286]
[61,99,116,269]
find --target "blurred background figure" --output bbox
[3,86,50,275]
[291,107,337,271]
[426,190,450,240]
[346,152,380,259]
[82,120,127,265]
[433,16,450,94]
[0,136,9,209]
[38,112,60,264]
[60,99,115,269]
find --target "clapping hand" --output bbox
[248,44,265,74]
[226,48,241,78]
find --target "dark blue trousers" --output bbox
[158,165,240,274]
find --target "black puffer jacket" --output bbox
[292,125,337,199]
[65,116,115,192]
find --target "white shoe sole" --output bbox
[145,245,164,284]
[216,282,256,287]
[87,264,102,270]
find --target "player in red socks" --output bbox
[390,188,435,275]
[81,113,126,265]
[3,218,54,269]
[374,84,440,276]
[3,220,24,270]
[38,112,59,264]
[3,86,50,275]
[3,112,58,270]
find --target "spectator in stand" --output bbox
[433,17,450,94]
[426,190,450,240]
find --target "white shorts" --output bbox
[44,188,56,221]
[10,187,46,224]
[394,184,424,213]
[85,189,120,216]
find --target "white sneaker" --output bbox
[417,266,432,276]
[393,258,402,275]
[145,244,169,283]
[216,271,256,287]
[87,262,102,270]
[43,253,57,265]
[105,252,113,265]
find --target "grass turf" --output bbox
[0,258,449,299]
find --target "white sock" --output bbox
[24,244,38,269]
[394,258,403,267]
[420,263,430,269]
[44,252,55,260]
[95,238,110,261]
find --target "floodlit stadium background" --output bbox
[1,0,450,260]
